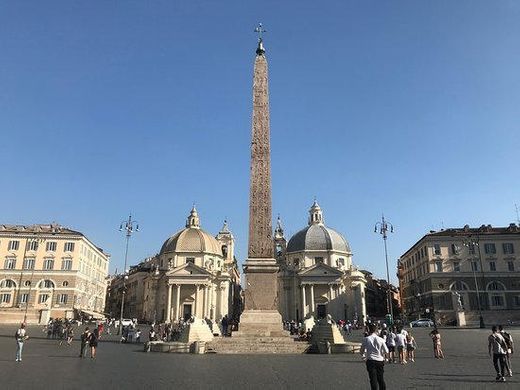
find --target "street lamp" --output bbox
[118,215,139,335]
[374,214,394,324]
[460,238,486,328]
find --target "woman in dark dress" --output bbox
[88,328,99,359]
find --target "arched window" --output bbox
[0,279,16,288]
[487,281,505,291]
[450,281,469,291]
[38,280,55,289]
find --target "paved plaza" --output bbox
[0,325,518,389]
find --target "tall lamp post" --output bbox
[118,215,139,335]
[461,238,486,328]
[374,214,394,324]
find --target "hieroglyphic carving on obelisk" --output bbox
[248,32,274,260]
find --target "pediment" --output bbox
[298,262,344,277]
[166,262,213,277]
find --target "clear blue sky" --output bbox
[1,1,519,284]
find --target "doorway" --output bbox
[183,304,192,321]
[316,304,327,319]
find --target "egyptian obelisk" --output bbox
[237,26,285,337]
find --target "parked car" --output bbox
[115,318,134,327]
[410,319,434,327]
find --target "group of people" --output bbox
[488,325,514,382]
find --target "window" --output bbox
[1,293,11,303]
[61,259,72,270]
[0,279,15,288]
[43,259,54,270]
[514,296,520,306]
[23,258,35,270]
[451,281,468,291]
[484,243,496,255]
[27,240,39,251]
[4,257,16,269]
[64,242,75,252]
[488,281,505,291]
[489,261,496,271]
[24,281,31,287]
[453,261,460,272]
[435,261,443,272]
[491,295,504,307]
[38,294,49,304]
[293,258,300,267]
[471,261,479,271]
[57,294,68,304]
[451,244,459,255]
[8,240,19,251]
[186,257,195,264]
[434,244,441,255]
[508,261,515,272]
[39,280,54,289]
[315,257,324,264]
[62,281,69,287]
[46,242,57,252]
[468,243,476,255]
[18,293,28,304]
[503,243,514,255]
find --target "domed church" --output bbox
[120,207,241,324]
[275,201,367,322]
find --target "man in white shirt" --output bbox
[360,323,389,390]
[15,323,28,362]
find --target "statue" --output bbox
[452,291,463,311]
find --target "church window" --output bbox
[434,244,441,255]
[186,258,195,264]
[222,245,228,257]
[293,258,299,267]
[315,257,324,264]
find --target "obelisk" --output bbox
[237,27,285,337]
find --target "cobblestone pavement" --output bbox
[1,325,519,389]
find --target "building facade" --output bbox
[361,270,401,320]
[398,224,520,326]
[106,207,242,324]
[276,201,367,323]
[0,224,110,324]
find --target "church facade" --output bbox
[275,201,367,323]
[106,207,241,324]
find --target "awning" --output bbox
[80,309,105,319]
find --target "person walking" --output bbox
[429,329,444,359]
[386,327,397,363]
[79,327,90,358]
[406,332,418,362]
[66,325,74,346]
[88,328,99,359]
[15,323,28,362]
[360,323,389,390]
[395,329,407,364]
[221,315,229,337]
[499,325,514,377]
[488,325,508,382]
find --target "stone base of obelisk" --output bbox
[234,258,287,338]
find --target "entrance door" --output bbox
[183,304,192,321]
[316,304,327,319]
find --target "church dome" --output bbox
[286,201,351,254]
[160,207,222,257]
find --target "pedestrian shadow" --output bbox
[415,377,507,384]
[46,355,81,359]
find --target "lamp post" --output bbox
[461,238,486,328]
[118,215,139,335]
[374,214,394,324]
